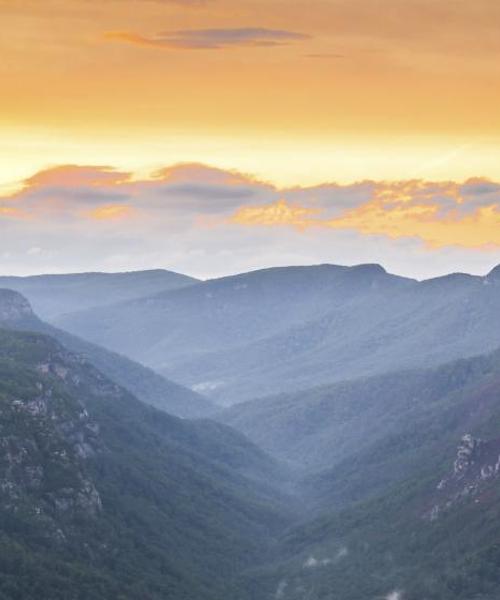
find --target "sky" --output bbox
[1,0,500,279]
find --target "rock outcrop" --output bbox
[426,434,500,521]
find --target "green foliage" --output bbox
[0,328,291,600]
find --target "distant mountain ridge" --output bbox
[0,269,198,320]
[52,262,500,404]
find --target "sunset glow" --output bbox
[1,0,500,277]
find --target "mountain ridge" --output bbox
[0,268,199,320]
[52,262,500,404]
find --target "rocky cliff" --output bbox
[427,434,500,520]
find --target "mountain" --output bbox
[238,351,500,600]
[217,345,500,513]
[0,269,198,320]
[54,263,422,403]
[217,351,499,474]
[252,434,500,600]
[0,327,292,599]
[0,288,213,418]
[4,266,500,599]
[53,263,500,405]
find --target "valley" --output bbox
[2,264,500,599]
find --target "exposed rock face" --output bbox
[0,339,104,538]
[453,434,484,478]
[0,288,35,324]
[426,434,500,521]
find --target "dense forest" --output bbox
[2,267,500,599]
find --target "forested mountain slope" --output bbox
[0,288,213,418]
[239,351,500,600]
[0,328,292,599]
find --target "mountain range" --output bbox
[49,263,500,404]
[3,264,500,599]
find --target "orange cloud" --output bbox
[5,162,500,250]
[231,199,320,230]
[105,28,310,51]
[25,165,130,189]
[231,180,500,249]
[87,204,133,220]
[326,203,500,249]
[154,163,259,186]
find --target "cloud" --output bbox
[4,166,500,250]
[2,164,500,279]
[231,179,500,249]
[87,205,133,220]
[1,163,272,219]
[154,163,255,185]
[105,27,311,50]
[25,165,128,188]
[232,199,320,229]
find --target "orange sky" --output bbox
[2,0,500,278]
[2,0,500,188]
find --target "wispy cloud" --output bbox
[105,27,311,50]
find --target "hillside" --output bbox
[216,345,500,516]
[0,289,213,418]
[250,438,500,600]
[5,263,500,600]
[218,351,500,473]
[0,328,292,599]
[237,351,500,600]
[0,269,198,320]
[54,263,415,402]
[249,430,500,600]
[53,263,500,405]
